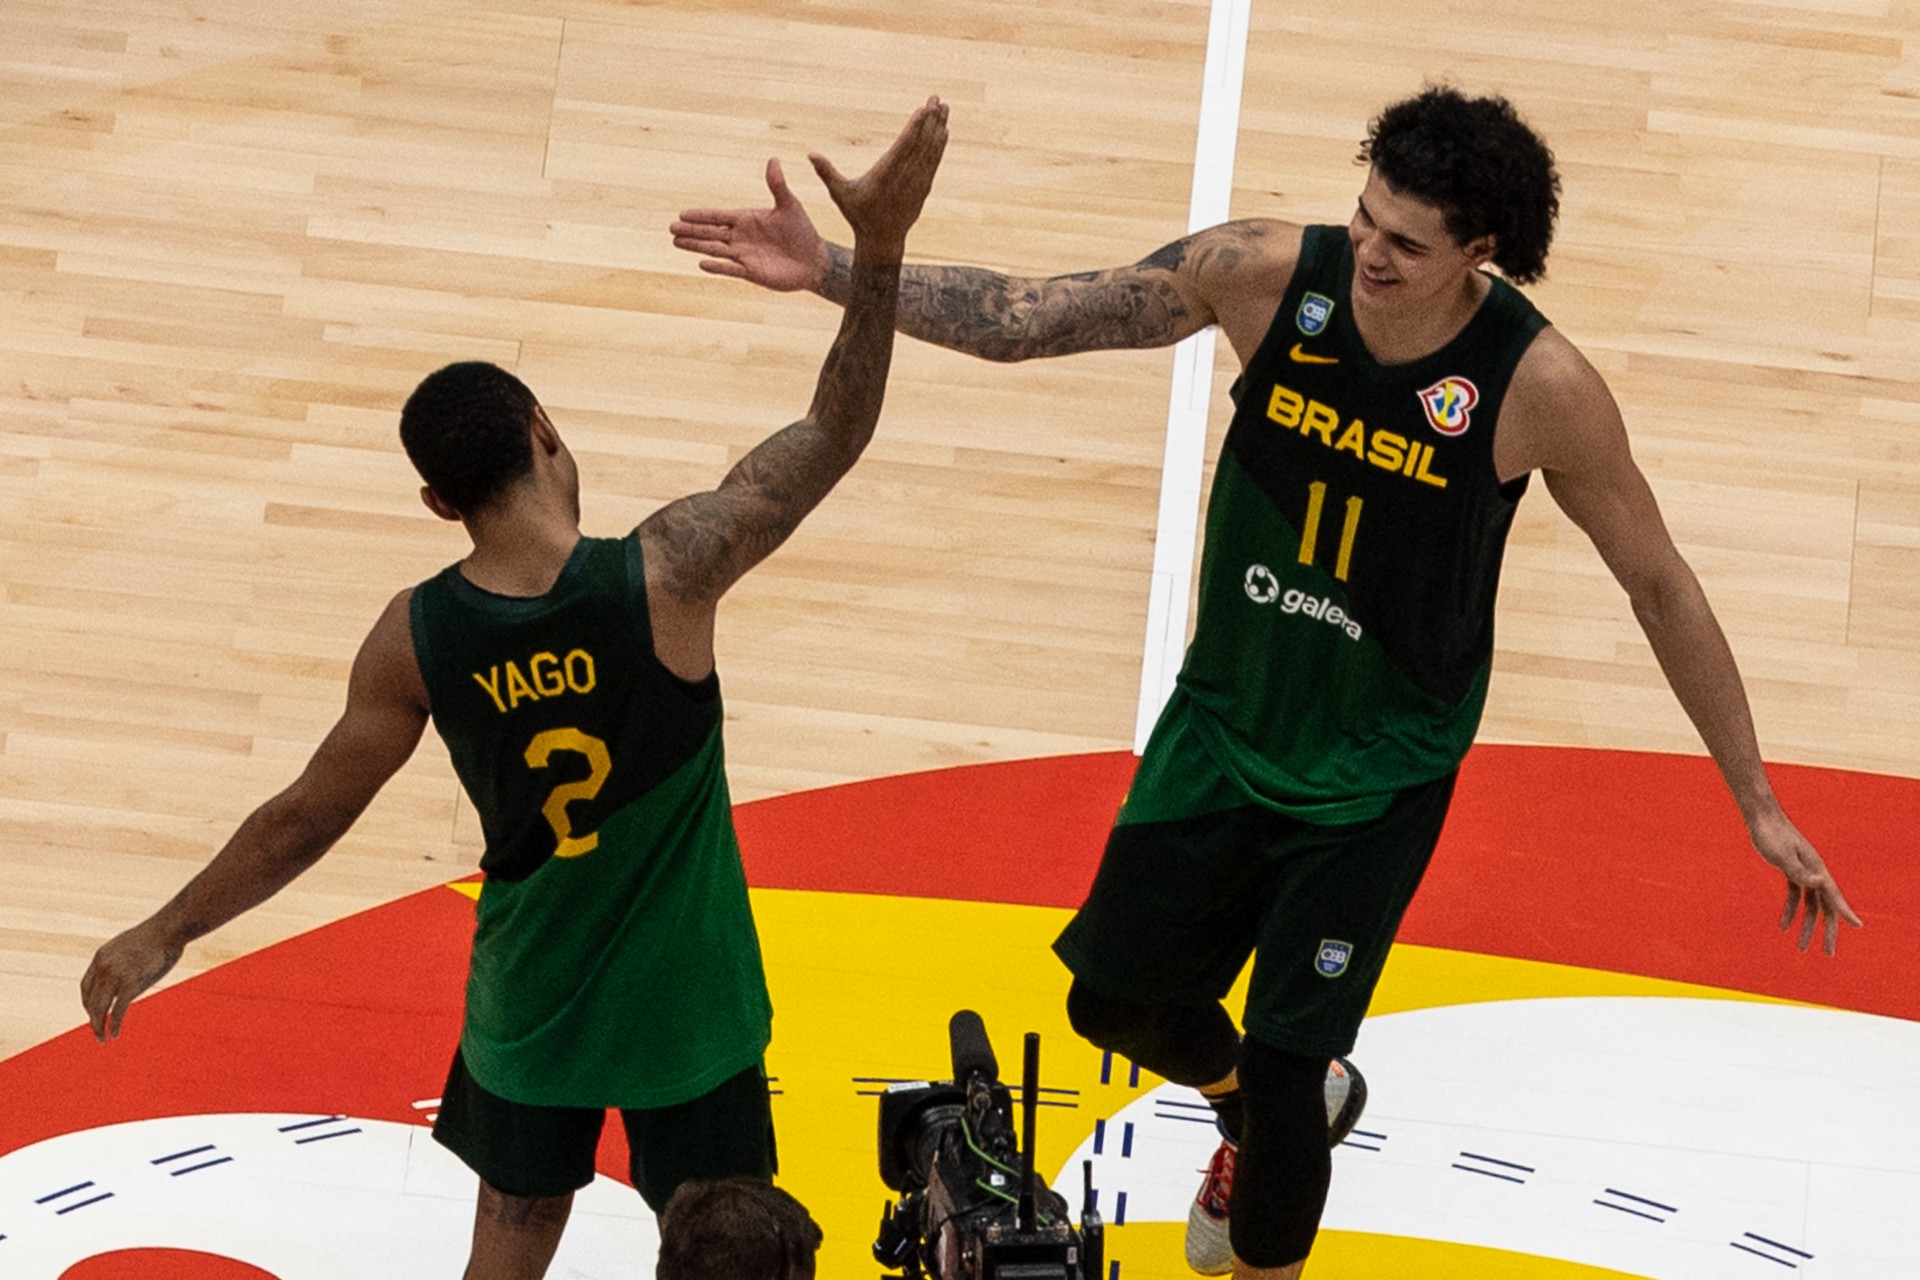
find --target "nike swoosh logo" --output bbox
[1289,343,1339,365]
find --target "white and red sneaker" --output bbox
[1183,1130,1237,1275]
[1325,1055,1368,1147]
[1181,1056,1369,1275]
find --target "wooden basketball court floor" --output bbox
[2,0,1918,1276]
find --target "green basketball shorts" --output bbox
[431,1044,777,1211]
[1053,768,1456,1058]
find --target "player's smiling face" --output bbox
[1347,169,1493,314]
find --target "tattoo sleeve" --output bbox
[815,235,1210,361]
[645,252,904,603]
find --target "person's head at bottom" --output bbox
[656,1176,823,1280]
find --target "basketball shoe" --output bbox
[1183,1055,1368,1275]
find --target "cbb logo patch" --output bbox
[1316,939,1354,978]
[1295,291,1335,336]
[1417,376,1478,436]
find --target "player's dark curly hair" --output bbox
[1358,86,1560,285]
[398,361,540,514]
[656,1177,823,1280]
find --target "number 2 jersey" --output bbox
[409,534,772,1108]
[1149,224,1548,825]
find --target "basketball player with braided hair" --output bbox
[673,85,1860,1278]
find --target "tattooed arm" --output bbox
[674,164,1299,362]
[814,221,1292,362]
[640,98,948,679]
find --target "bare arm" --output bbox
[673,164,1298,362]
[642,98,948,678]
[80,591,431,1038]
[1507,331,1861,953]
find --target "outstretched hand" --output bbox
[1749,807,1861,955]
[671,154,828,291]
[670,96,948,287]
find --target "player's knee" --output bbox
[1064,980,1238,1087]
[474,1179,573,1231]
[1064,979,1148,1048]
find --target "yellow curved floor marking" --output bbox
[1109,1223,1654,1279]
[435,880,1784,1275]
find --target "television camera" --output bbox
[872,1011,1103,1280]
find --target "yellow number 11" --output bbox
[1298,482,1363,581]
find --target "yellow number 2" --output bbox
[523,728,613,858]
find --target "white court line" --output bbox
[1132,0,1252,753]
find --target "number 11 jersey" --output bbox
[1171,224,1548,824]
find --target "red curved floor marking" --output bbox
[4,746,1913,1180]
[731,750,1136,907]
[0,888,475,1158]
[733,744,1917,1017]
[61,1249,279,1279]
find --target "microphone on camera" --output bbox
[948,1009,998,1087]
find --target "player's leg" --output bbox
[1053,804,1270,1275]
[432,1044,606,1280]
[464,1183,575,1280]
[1221,1039,1339,1278]
[1226,769,1458,1275]
[620,1059,777,1213]
[1054,803,1272,1139]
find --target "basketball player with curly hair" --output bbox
[672,86,1859,1277]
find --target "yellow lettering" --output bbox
[1333,419,1367,460]
[475,651,596,712]
[1266,384,1304,429]
[472,667,508,714]
[1301,401,1339,446]
[1414,443,1449,489]
[1300,482,1326,567]
[504,660,539,709]
[1367,431,1407,473]
[531,652,565,697]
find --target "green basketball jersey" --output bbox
[1148,225,1547,825]
[409,534,772,1108]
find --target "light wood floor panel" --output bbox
[3,1,1917,1069]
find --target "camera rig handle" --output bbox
[1017,1031,1040,1234]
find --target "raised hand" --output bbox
[670,96,948,286]
[809,95,948,253]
